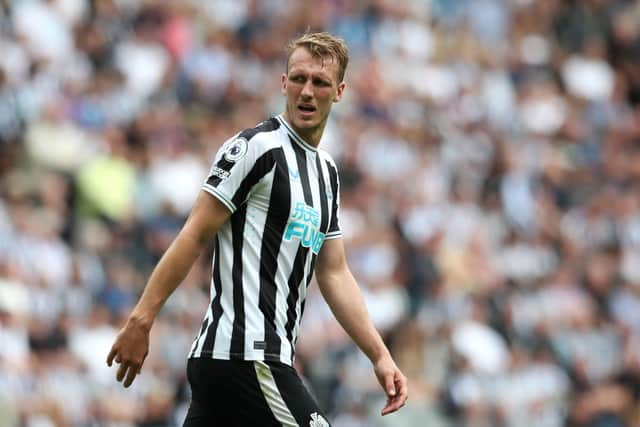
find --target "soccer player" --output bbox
[107,32,408,426]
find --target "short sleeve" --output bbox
[202,135,276,213]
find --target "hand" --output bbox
[106,316,150,388]
[373,356,408,416]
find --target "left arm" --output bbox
[315,238,408,416]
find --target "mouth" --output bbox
[297,104,316,116]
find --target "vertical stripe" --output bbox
[284,140,314,360]
[253,361,299,427]
[315,156,330,234]
[230,205,247,358]
[242,168,275,358]
[260,148,290,361]
[291,251,314,352]
[200,237,224,356]
[190,314,210,358]
[231,150,277,209]
[291,137,313,203]
[325,160,340,234]
[300,155,331,285]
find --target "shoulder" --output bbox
[220,118,284,159]
[237,117,281,141]
[236,117,285,153]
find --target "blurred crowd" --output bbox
[1,0,640,426]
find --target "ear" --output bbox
[333,81,346,103]
[281,73,287,95]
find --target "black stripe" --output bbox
[259,148,290,361]
[231,149,277,208]
[230,204,248,358]
[201,237,224,355]
[238,117,280,140]
[284,140,314,357]
[325,160,340,234]
[316,157,330,234]
[190,316,210,358]
[291,137,313,203]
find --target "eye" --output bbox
[290,75,305,82]
[313,78,330,87]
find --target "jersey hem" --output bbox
[190,351,293,367]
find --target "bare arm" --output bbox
[107,191,231,387]
[315,238,408,415]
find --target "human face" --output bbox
[281,47,345,146]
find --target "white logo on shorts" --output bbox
[309,412,329,427]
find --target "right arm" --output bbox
[107,191,231,387]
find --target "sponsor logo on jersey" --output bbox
[285,202,325,254]
[210,166,230,180]
[223,137,248,162]
[309,412,329,427]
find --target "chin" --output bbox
[294,117,317,129]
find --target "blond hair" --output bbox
[286,32,349,82]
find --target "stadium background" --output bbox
[1,0,640,426]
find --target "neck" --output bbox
[282,112,324,148]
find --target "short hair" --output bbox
[285,32,349,83]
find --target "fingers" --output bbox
[381,392,406,415]
[124,363,139,387]
[384,374,396,397]
[115,359,141,388]
[110,343,143,388]
[381,373,408,416]
[106,346,117,367]
[116,361,128,382]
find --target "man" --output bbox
[107,32,408,426]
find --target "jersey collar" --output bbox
[276,114,318,153]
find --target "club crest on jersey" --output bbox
[223,137,248,162]
[309,412,329,427]
[285,202,325,254]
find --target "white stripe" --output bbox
[242,168,275,359]
[291,251,313,360]
[214,223,236,356]
[275,142,305,364]
[254,361,299,427]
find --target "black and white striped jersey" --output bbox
[189,114,341,366]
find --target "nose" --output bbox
[300,80,313,99]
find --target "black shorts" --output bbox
[183,358,331,426]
